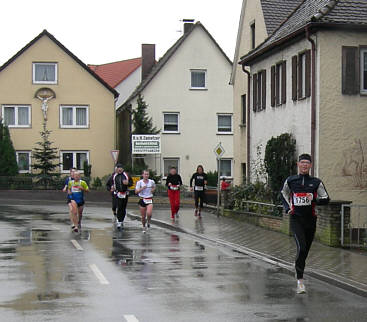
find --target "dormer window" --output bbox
[33,62,57,84]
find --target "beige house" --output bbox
[0,30,118,178]
[235,0,367,205]
[231,0,302,184]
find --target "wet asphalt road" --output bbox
[0,203,366,322]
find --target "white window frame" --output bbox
[217,158,233,178]
[217,113,233,134]
[163,158,180,178]
[360,48,367,94]
[190,69,207,90]
[1,105,31,128]
[32,62,58,84]
[60,151,89,173]
[16,151,32,173]
[163,112,180,134]
[60,105,89,128]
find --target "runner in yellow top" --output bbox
[67,171,89,233]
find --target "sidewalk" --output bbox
[127,206,367,297]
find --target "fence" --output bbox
[0,176,69,190]
[341,204,367,248]
[234,200,283,217]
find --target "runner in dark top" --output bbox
[281,154,329,294]
[166,167,183,219]
[190,165,208,217]
[106,166,119,223]
[113,164,133,230]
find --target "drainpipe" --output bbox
[242,64,251,183]
[306,25,316,176]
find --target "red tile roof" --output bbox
[88,57,142,88]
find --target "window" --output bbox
[163,113,179,133]
[163,158,179,177]
[190,69,206,89]
[361,48,367,93]
[217,159,232,177]
[16,151,31,173]
[241,94,246,125]
[241,163,247,183]
[217,114,232,134]
[271,61,286,107]
[61,151,89,172]
[33,63,57,84]
[252,70,266,112]
[2,105,31,127]
[250,22,255,49]
[60,105,88,128]
[341,46,367,95]
[291,51,311,100]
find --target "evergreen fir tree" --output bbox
[32,121,59,187]
[131,95,159,168]
[0,119,18,176]
[132,95,159,134]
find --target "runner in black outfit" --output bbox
[190,165,208,217]
[114,164,133,230]
[106,166,119,222]
[281,154,329,294]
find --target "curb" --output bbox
[127,212,367,298]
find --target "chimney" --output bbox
[183,19,195,34]
[141,44,155,80]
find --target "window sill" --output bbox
[189,88,208,91]
[18,170,31,174]
[359,92,367,96]
[239,124,246,128]
[60,126,89,129]
[7,125,31,128]
[217,132,233,135]
[162,132,180,135]
[33,81,58,85]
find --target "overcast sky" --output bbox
[0,0,243,66]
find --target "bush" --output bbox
[264,133,297,203]
[206,170,218,187]
[92,176,102,190]
[226,181,272,210]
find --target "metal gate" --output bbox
[341,204,367,248]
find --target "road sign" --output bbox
[214,143,225,159]
[132,135,161,154]
[111,150,119,163]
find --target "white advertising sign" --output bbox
[132,135,161,154]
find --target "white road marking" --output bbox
[70,239,83,251]
[123,315,139,322]
[89,264,109,285]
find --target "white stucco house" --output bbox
[238,0,367,206]
[120,21,234,185]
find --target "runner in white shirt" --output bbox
[135,170,156,232]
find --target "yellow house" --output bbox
[0,30,118,178]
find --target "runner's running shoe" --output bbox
[296,280,306,294]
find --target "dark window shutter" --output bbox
[262,70,266,110]
[271,66,275,107]
[257,72,262,111]
[292,55,298,101]
[305,50,311,97]
[282,61,287,104]
[241,94,246,125]
[253,74,257,112]
[298,54,303,98]
[342,46,360,95]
